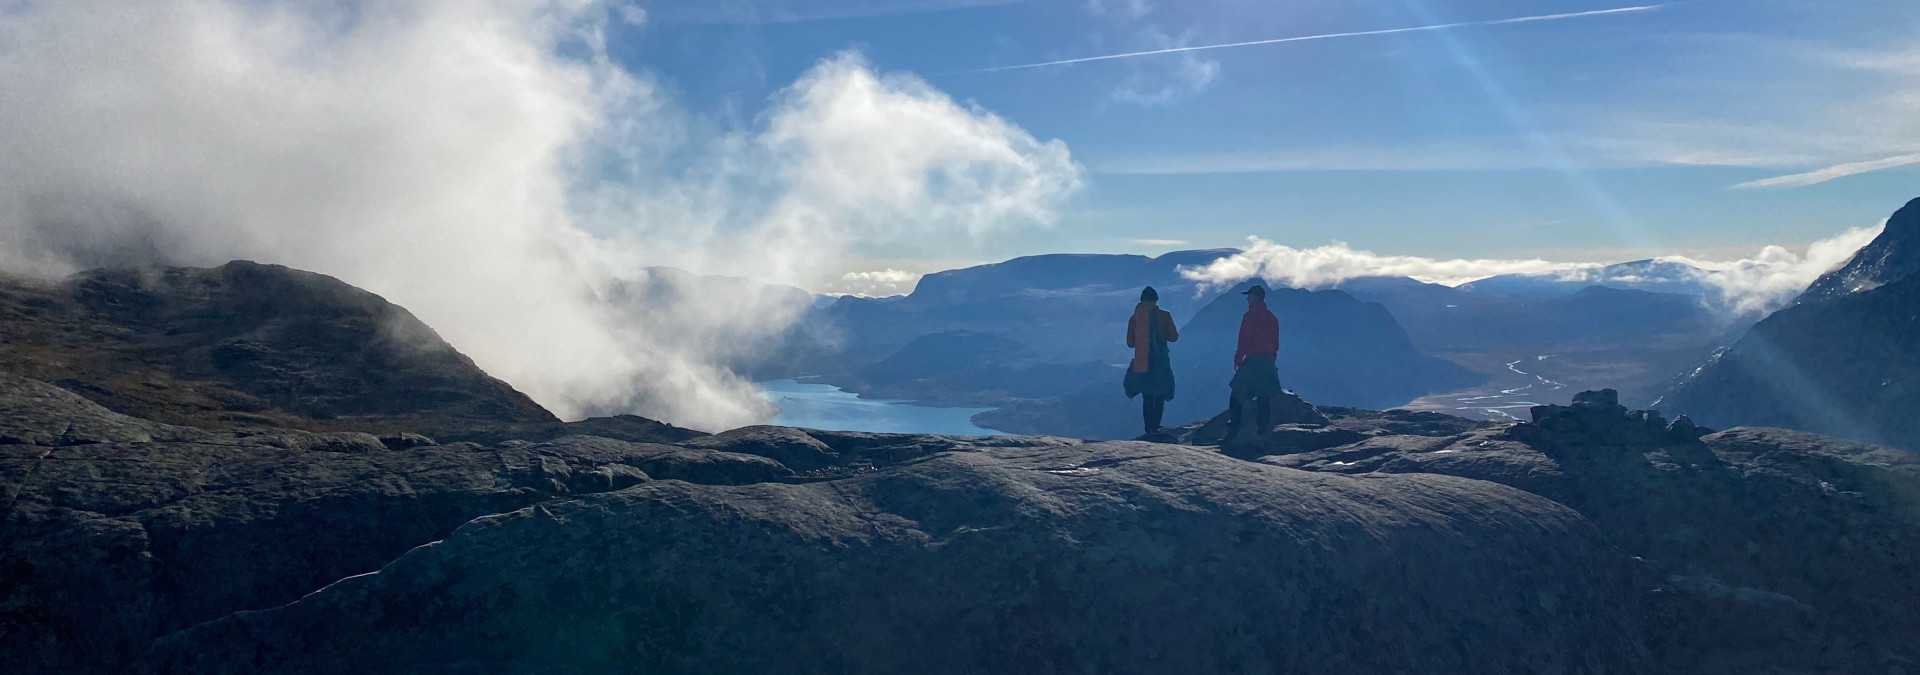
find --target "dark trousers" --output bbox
[1142,395,1166,433]
[1225,394,1271,438]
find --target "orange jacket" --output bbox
[1126,303,1179,373]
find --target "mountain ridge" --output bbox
[1657,197,1920,451]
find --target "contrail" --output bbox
[968,4,1668,73]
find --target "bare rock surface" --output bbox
[140,441,1647,675]
[0,374,783,673]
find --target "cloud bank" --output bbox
[1181,224,1883,316]
[838,269,922,297]
[1180,240,1586,288]
[0,0,1082,430]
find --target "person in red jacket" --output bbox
[1225,285,1282,439]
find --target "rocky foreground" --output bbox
[3,261,1918,674]
[3,368,1916,674]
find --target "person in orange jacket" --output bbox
[1124,286,1179,435]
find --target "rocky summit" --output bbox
[3,262,1918,675]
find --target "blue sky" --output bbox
[605,0,1920,278]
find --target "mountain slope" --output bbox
[0,261,556,434]
[1658,198,1920,450]
[0,261,701,444]
[1656,272,1920,449]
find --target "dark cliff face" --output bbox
[1658,198,1920,451]
[0,260,559,435]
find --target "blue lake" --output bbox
[758,379,1005,436]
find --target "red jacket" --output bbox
[1234,301,1279,369]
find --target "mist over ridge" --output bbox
[0,0,1082,430]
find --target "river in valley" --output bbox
[1401,355,1572,421]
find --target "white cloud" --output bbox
[1087,0,1153,19]
[1591,41,1920,177]
[836,268,922,296]
[1180,239,1589,289]
[1106,26,1219,106]
[1661,224,1884,314]
[646,0,1022,24]
[0,0,1082,431]
[1730,152,1920,190]
[1181,224,1883,317]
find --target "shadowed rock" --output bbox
[1264,390,1920,674]
[138,443,1648,675]
[0,374,765,673]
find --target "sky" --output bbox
[616,0,1920,291]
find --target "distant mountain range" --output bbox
[814,250,1238,365]
[750,243,1769,436]
[1658,198,1920,451]
[599,211,1886,439]
[978,280,1484,439]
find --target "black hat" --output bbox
[1241,285,1266,298]
[1141,286,1159,302]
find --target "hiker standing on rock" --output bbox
[1124,286,1179,435]
[1225,285,1282,439]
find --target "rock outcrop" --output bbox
[1254,390,1920,674]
